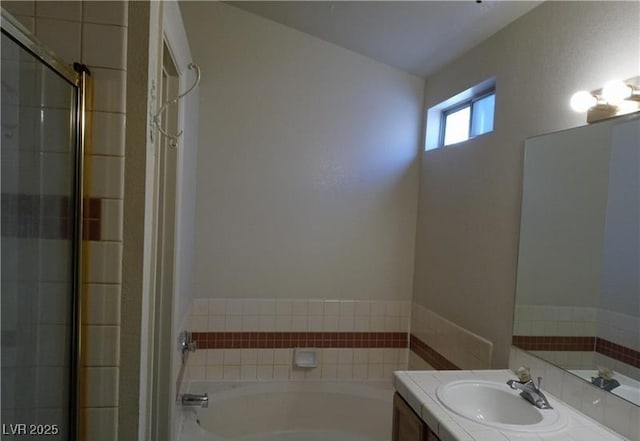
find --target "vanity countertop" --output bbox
[394,369,628,441]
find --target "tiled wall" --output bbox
[408,303,492,370]
[598,309,640,353]
[514,304,640,352]
[513,305,598,337]
[593,352,640,382]
[186,298,411,382]
[187,347,408,382]
[2,38,78,441]
[513,304,640,375]
[527,350,595,370]
[189,298,411,333]
[527,349,640,380]
[510,346,639,440]
[3,2,127,441]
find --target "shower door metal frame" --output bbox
[1,10,90,441]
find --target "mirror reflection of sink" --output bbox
[611,385,640,404]
[436,380,568,433]
[570,369,640,406]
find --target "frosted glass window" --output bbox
[443,106,470,146]
[437,88,495,148]
[471,93,495,137]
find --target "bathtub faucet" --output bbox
[181,393,209,408]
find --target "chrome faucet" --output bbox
[507,367,553,409]
[591,367,620,392]
[181,393,209,408]
[592,376,620,391]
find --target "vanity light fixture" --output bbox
[569,91,597,112]
[602,80,633,105]
[570,76,640,123]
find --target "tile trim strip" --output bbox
[1,194,102,240]
[512,335,595,351]
[192,331,408,349]
[512,335,640,369]
[596,338,640,369]
[409,334,460,370]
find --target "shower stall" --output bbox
[1,11,89,440]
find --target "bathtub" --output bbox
[179,380,394,441]
[570,369,640,405]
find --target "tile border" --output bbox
[192,331,408,349]
[512,335,640,368]
[410,302,492,369]
[0,194,104,240]
[409,334,460,370]
[512,335,595,351]
[596,338,640,369]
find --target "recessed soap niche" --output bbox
[294,348,318,368]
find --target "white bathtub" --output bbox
[179,380,394,441]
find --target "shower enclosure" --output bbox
[1,12,89,440]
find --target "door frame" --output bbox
[141,3,196,440]
[121,3,196,439]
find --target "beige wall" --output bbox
[180,2,424,302]
[413,1,640,368]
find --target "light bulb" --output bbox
[570,91,597,112]
[602,80,632,105]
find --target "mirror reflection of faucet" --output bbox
[591,366,620,392]
[506,366,553,409]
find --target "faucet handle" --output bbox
[515,366,531,382]
[597,366,614,380]
[537,376,543,390]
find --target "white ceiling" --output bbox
[227,1,542,77]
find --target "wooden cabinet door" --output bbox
[427,431,441,441]
[392,393,429,441]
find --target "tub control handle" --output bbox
[179,331,197,364]
[182,393,208,408]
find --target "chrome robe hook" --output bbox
[153,62,201,147]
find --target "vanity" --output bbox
[392,113,639,440]
[392,369,628,441]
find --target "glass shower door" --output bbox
[1,27,80,440]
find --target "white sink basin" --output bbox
[436,380,568,433]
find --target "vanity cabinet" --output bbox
[392,393,441,441]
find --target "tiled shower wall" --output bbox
[3,2,127,440]
[186,298,410,381]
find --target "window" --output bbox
[441,90,495,146]
[424,77,496,150]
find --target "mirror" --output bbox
[513,113,639,406]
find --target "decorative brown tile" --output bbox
[596,338,640,369]
[409,334,460,370]
[191,331,408,350]
[512,335,595,351]
[513,335,640,369]
[2,194,104,241]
